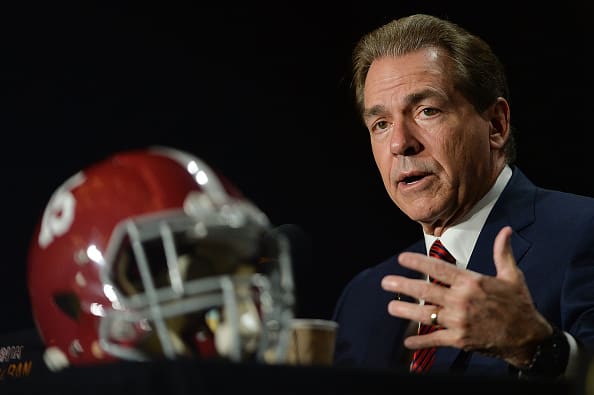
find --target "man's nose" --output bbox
[390,122,422,156]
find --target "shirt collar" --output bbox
[424,165,512,269]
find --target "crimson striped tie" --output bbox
[409,239,456,373]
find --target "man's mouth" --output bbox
[398,172,430,185]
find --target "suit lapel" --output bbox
[468,167,535,274]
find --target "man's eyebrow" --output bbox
[406,89,441,105]
[363,105,388,121]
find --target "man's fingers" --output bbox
[403,326,449,349]
[386,299,444,326]
[397,252,459,285]
[382,275,448,306]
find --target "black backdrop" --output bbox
[1,1,593,333]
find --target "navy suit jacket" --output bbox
[332,167,594,376]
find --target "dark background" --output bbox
[1,1,593,333]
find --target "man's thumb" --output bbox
[493,225,518,281]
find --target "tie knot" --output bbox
[429,239,456,264]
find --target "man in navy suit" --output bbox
[332,13,594,378]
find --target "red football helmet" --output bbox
[27,146,295,370]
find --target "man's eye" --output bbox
[371,120,392,133]
[421,108,440,117]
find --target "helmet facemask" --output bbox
[96,192,295,364]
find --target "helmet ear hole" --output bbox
[53,292,81,321]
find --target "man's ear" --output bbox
[488,97,511,149]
